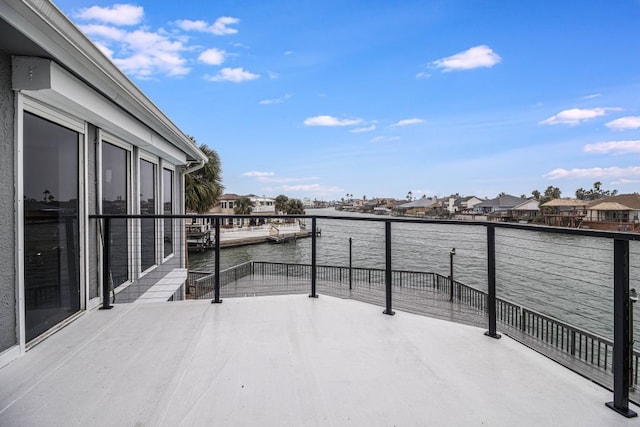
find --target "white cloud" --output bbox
[431,45,501,72]
[391,118,424,127]
[606,116,640,131]
[544,166,640,180]
[243,171,275,177]
[263,176,320,184]
[539,108,618,126]
[268,71,279,79]
[259,94,291,105]
[280,184,345,195]
[198,48,226,65]
[584,140,640,155]
[243,171,319,184]
[612,178,640,185]
[350,125,376,133]
[416,72,431,79]
[304,115,364,127]
[284,50,294,55]
[583,93,601,99]
[211,16,240,35]
[79,24,127,40]
[78,23,191,78]
[174,17,240,35]
[75,4,143,26]
[75,11,247,80]
[370,136,400,143]
[259,98,282,105]
[206,67,260,82]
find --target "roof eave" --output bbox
[3,0,207,163]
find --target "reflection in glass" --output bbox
[23,112,80,342]
[102,142,129,287]
[163,168,173,257]
[140,159,156,271]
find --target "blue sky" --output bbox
[54,0,640,200]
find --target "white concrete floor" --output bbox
[0,295,638,426]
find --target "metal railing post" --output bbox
[309,217,318,298]
[485,224,500,339]
[606,239,637,417]
[383,220,395,315]
[212,217,222,304]
[449,248,455,302]
[100,217,113,310]
[349,237,353,290]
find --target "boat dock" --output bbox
[187,223,314,250]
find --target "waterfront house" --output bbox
[208,193,240,226]
[250,195,276,214]
[540,198,588,227]
[452,196,483,214]
[0,0,208,367]
[583,194,640,232]
[208,193,275,227]
[507,198,540,222]
[393,197,440,216]
[473,194,527,220]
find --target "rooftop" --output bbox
[1,295,637,426]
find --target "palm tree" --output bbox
[274,194,289,213]
[185,143,224,213]
[234,196,254,215]
[406,191,413,201]
[285,198,305,215]
[233,196,254,228]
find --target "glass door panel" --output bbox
[23,112,80,342]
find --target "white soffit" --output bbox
[12,56,187,165]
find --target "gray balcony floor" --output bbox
[1,295,638,426]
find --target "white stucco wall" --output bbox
[0,52,16,352]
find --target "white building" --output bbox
[0,0,208,367]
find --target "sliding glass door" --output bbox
[23,112,81,342]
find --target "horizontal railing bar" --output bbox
[89,214,640,241]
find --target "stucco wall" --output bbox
[0,52,16,352]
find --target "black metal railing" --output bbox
[90,213,640,417]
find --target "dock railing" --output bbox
[91,213,640,417]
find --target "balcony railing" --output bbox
[90,213,640,418]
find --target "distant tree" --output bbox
[285,198,305,215]
[233,196,254,215]
[274,194,289,213]
[406,191,413,201]
[532,190,541,200]
[520,194,526,199]
[538,186,561,207]
[185,143,224,213]
[576,182,618,200]
[498,192,506,197]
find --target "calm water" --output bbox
[189,208,640,342]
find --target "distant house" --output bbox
[474,194,527,218]
[508,199,540,222]
[539,198,588,227]
[249,196,276,214]
[583,194,640,231]
[393,197,441,216]
[453,196,483,214]
[208,194,276,227]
